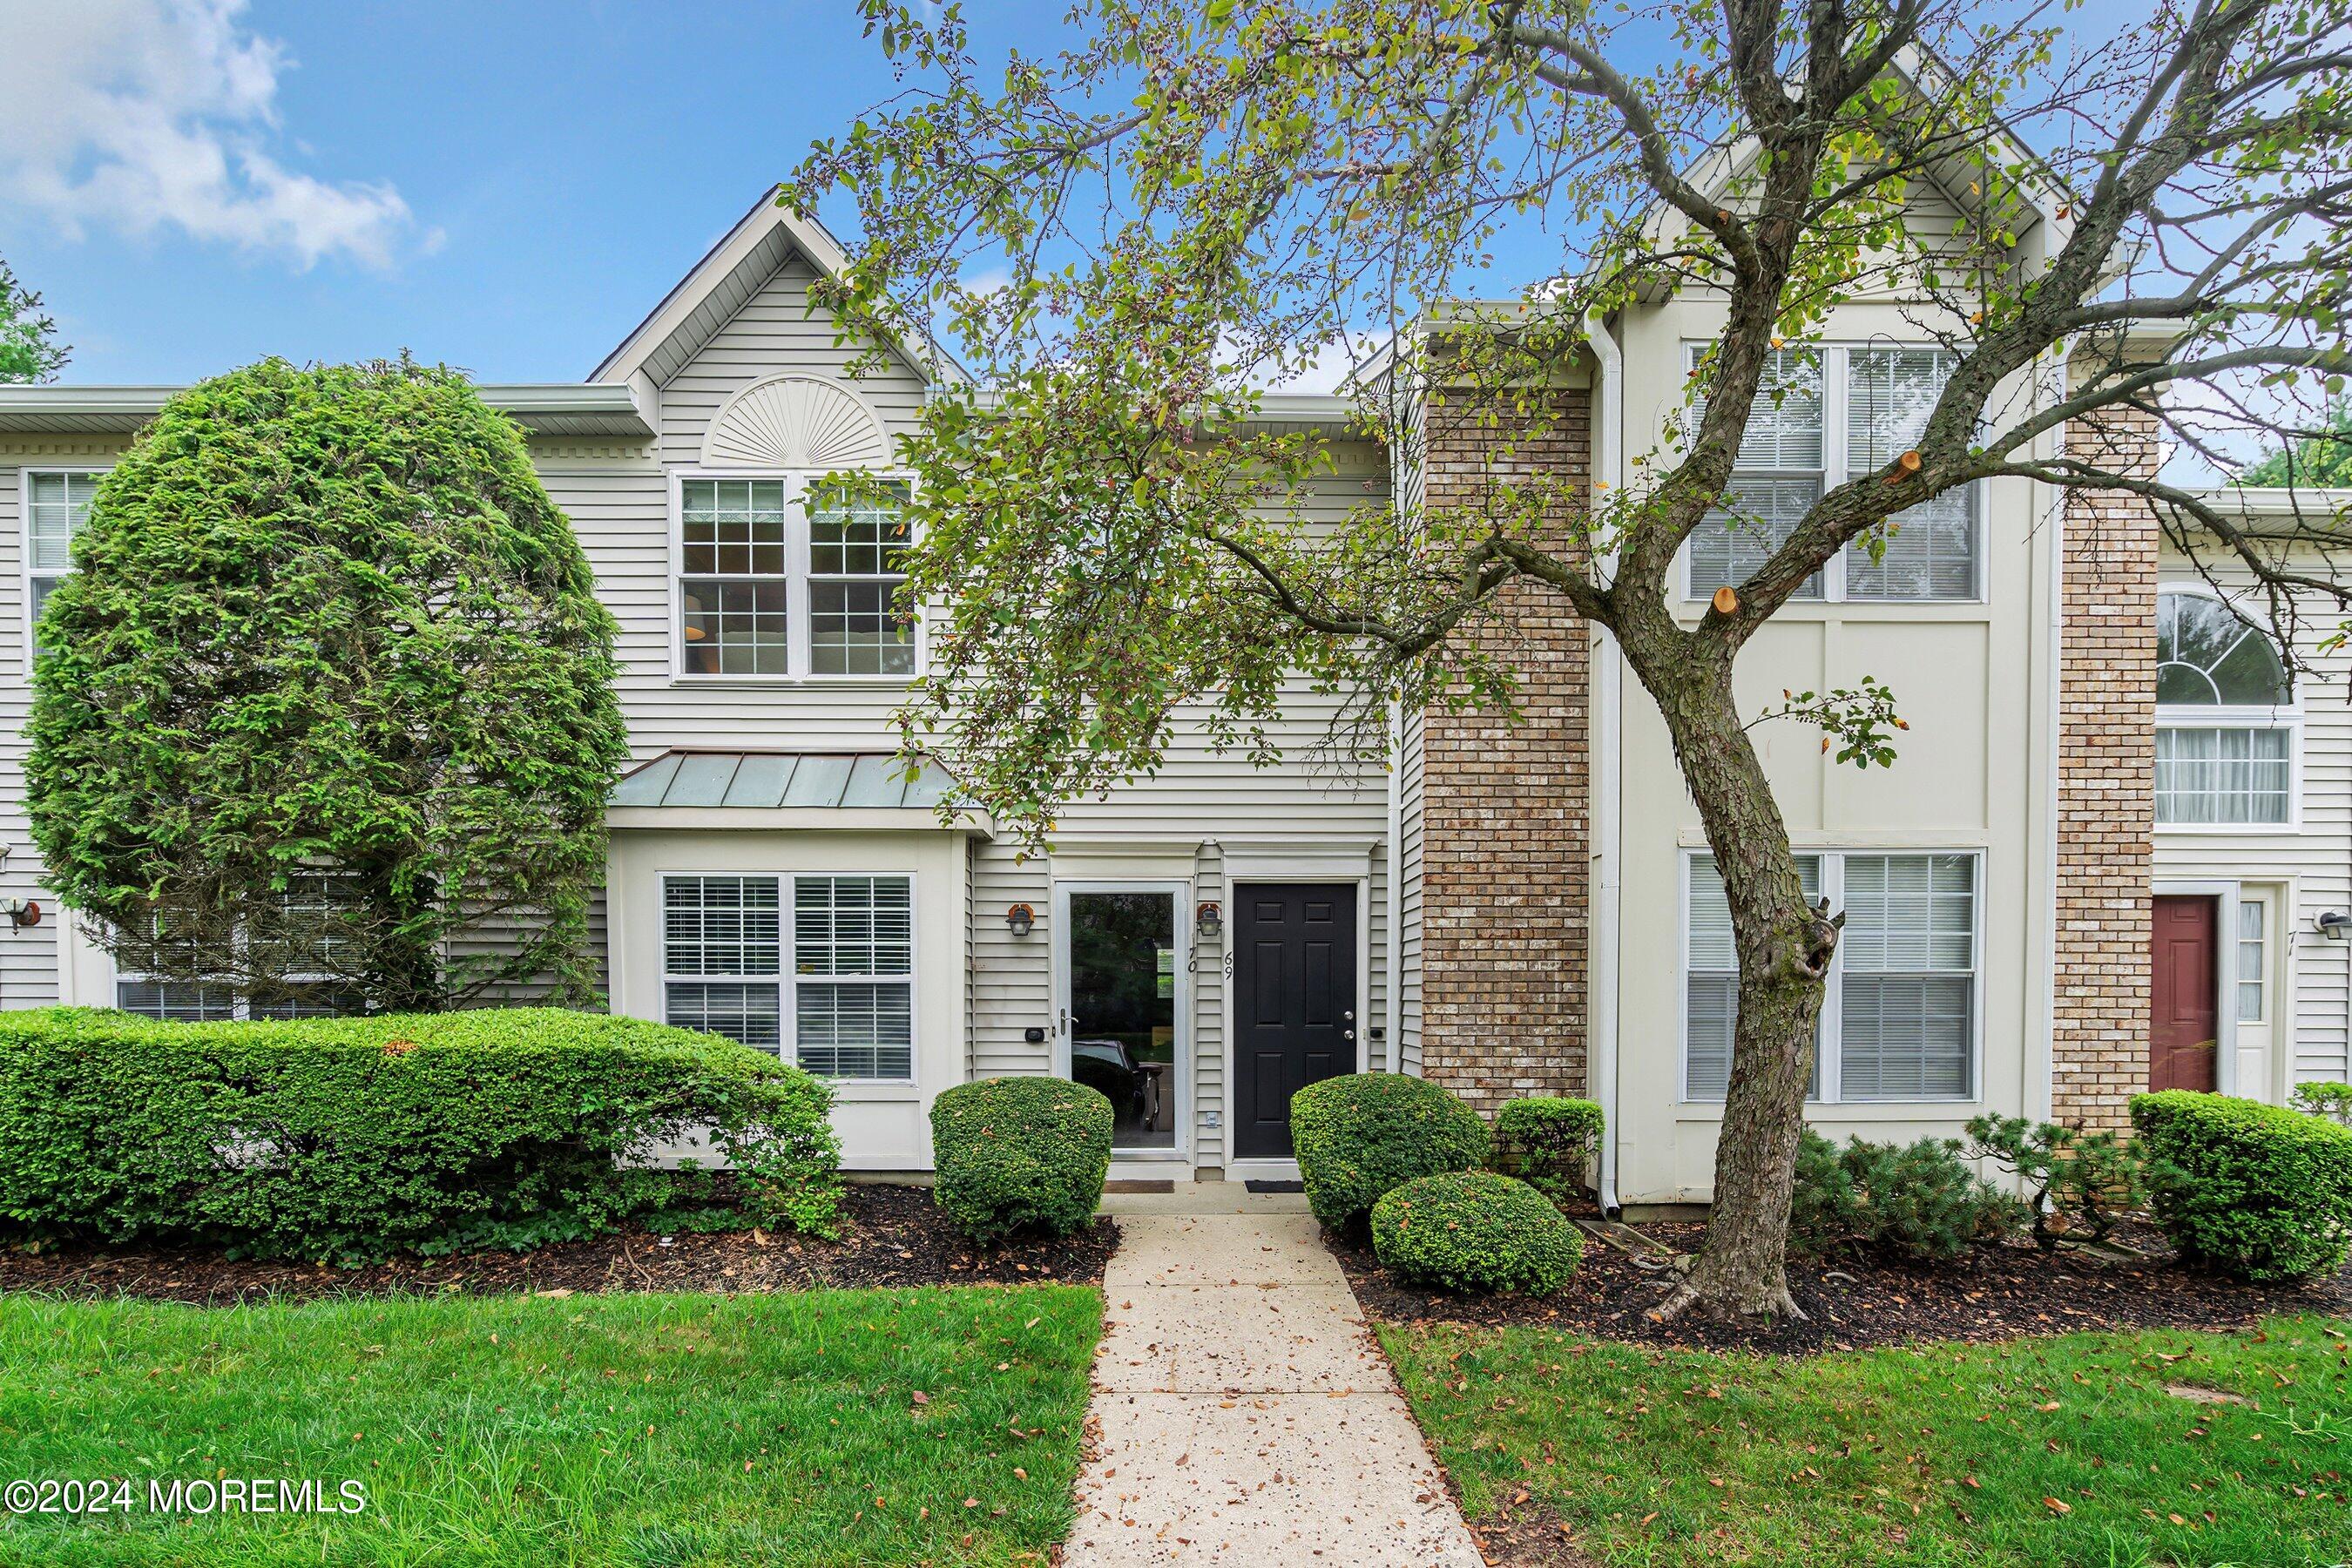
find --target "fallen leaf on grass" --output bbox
[2043,1497,2072,1515]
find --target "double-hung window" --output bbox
[1685,344,1977,602]
[23,469,100,655]
[660,871,915,1080]
[2154,589,2295,827]
[112,873,368,1020]
[676,476,914,678]
[1684,849,1979,1102]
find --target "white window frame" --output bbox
[17,464,109,671]
[1678,846,1986,1105]
[1679,343,1984,605]
[657,868,919,1085]
[2153,581,2301,834]
[109,874,368,1022]
[667,470,922,685]
[2236,896,2267,1024]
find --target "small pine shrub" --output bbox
[929,1076,1112,1242]
[2132,1090,2352,1281]
[1490,1097,1605,1205]
[1788,1131,2021,1262]
[1963,1114,2156,1247]
[0,1007,841,1262]
[1370,1172,1582,1294]
[2292,1081,2352,1127]
[1290,1073,1489,1231]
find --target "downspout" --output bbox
[2033,335,2071,1129]
[1386,695,1405,1071]
[1584,307,1626,1216]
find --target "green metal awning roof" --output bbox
[610,750,957,811]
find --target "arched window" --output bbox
[2154,590,2295,827]
[2157,591,2292,706]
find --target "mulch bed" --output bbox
[0,1185,1118,1306]
[1337,1217,2352,1355]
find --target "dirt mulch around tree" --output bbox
[0,1185,1118,1306]
[1336,1218,2352,1355]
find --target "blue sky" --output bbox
[0,1,1025,385]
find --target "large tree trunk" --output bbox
[1623,634,1835,1321]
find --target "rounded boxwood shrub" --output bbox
[1371,1172,1582,1294]
[930,1076,1112,1242]
[1490,1096,1605,1203]
[0,1007,841,1262]
[1291,1072,1488,1231]
[2132,1090,2352,1281]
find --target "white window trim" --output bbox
[2153,581,2301,835]
[656,868,920,1086]
[1678,846,1986,1105]
[666,469,923,686]
[1677,342,1985,605]
[17,464,109,673]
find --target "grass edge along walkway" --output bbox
[0,1283,1102,1566]
[1382,1313,2352,1567]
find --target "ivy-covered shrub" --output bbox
[929,1077,1112,1242]
[1291,1072,1489,1231]
[1788,1131,2023,1262]
[2292,1081,2352,1127]
[1370,1172,1582,1294]
[1490,1097,1604,1205]
[1963,1114,2156,1247]
[2132,1090,2352,1281]
[0,1007,840,1261]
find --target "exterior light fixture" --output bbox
[2319,910,2349,942]
[1195,901,1223,941]
[0,898,39,930]
[1005,902,1035,937]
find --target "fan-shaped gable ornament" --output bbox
[700,375,891,470]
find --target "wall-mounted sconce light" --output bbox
[1195,901,1223,941]
[2319,910,2349,942]
[1005,902,1035,937]
[0,898,39,931]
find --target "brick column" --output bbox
[1416,388,1592,1117]
[2051,402,2159,1131]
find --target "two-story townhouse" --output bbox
[0,183,2335,1203]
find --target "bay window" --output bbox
[1684,849,1979,1102]
[675,476,914,679]
[1685,343,1977,602]
[2154,589,2295,827]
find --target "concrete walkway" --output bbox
[1064,1194,1484,1565]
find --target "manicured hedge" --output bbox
[0,1007,841,1261]
[1490,1096,1605,1202]
[930,1076,1112,1242]
[1291,1072,1489,1230]
[2132,1090,2352,1281]
[1370,1172,1582,1294]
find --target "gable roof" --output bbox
[590,186,949,388]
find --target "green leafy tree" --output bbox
[0,257,68,383]
[27,357,629,1011]
[792,0,2352,1319]
[2241,396,2352,486]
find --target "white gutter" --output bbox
[2032,338,2070,1128]
[1584,308,1626,1215]
[1386,696,1406,1071]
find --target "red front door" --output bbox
[2150,896,2219,1093]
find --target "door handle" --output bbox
[1342,1029,1356,1042]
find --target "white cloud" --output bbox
[0,0,421,269]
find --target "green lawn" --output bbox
[1383,1315,2352,1567]
[0,1285,1101,1566]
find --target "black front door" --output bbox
[1233,882,1357,1159]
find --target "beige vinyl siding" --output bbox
[2153,546,2352,1087]
[0,445,126,1008]
[1397,702,1427,1073]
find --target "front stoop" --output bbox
[1062,1213,1484,1566]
